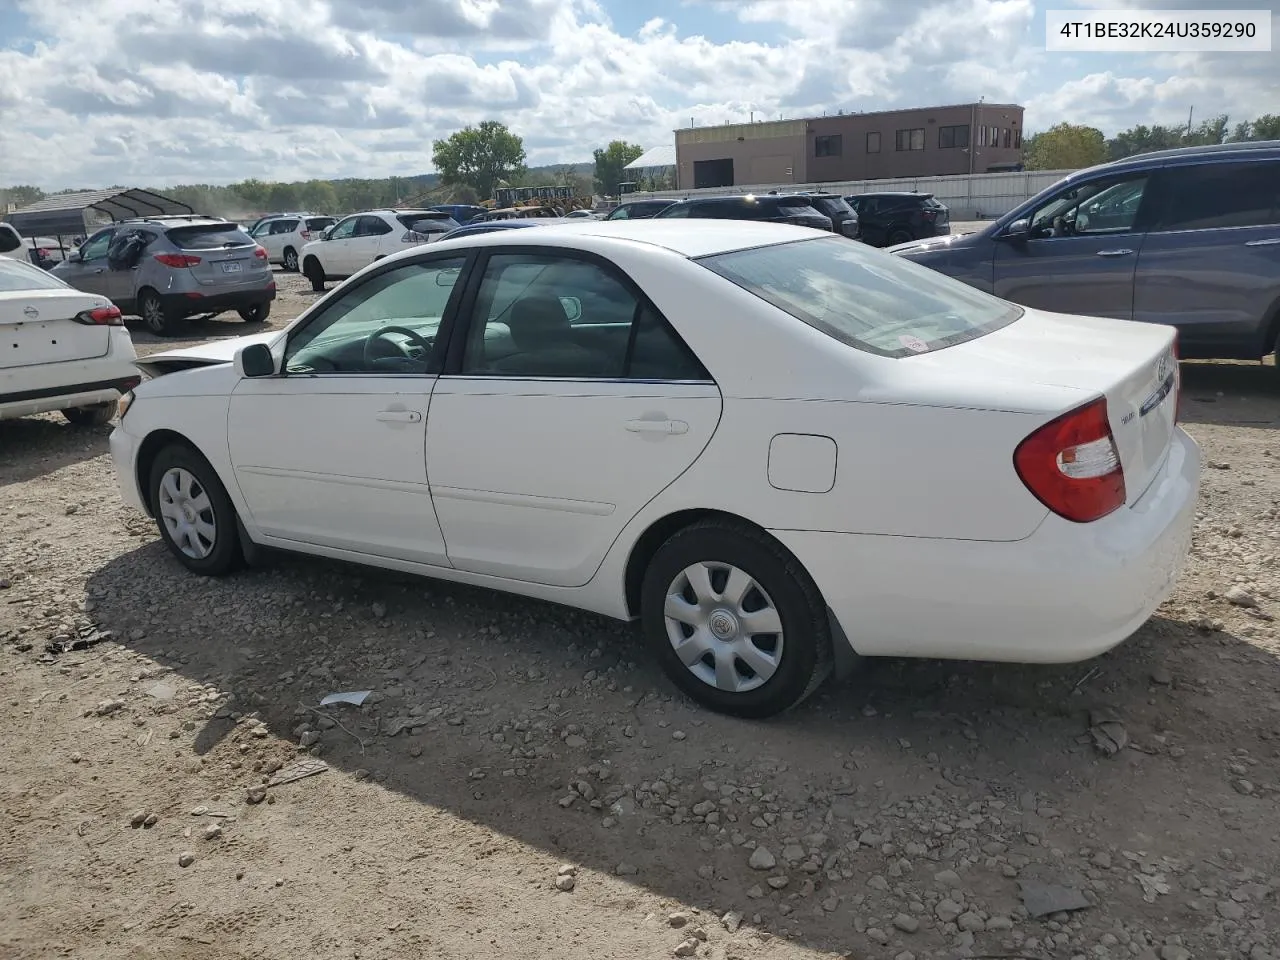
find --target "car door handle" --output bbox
[376,410,422,423]
[1095,249,1134,258]
[625,418,688,435]
[1244,237,1280,247]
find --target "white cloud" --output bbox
[0,0,1276,189]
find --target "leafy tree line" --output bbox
[1023,113,1280,171]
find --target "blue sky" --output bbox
[0,0,1276,189]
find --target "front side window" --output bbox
[284,258,466,374]
[700,236,1020,359]
[327,217,359,240]
[1027,175,1149,238]
[78,230,114,261]
[460,253,707,380]
[1152,161,1280,232]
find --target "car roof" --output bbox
[114,216,239,228]
[428,218,824,259]
[850,192,929,199]
[1069,139,1280,180]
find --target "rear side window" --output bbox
[306,217,336,231]
[1153,161,1280,231]
[810,197,853,217]
[272,219,300,233]
[700,236,1021,358]
[166,224,255,249]
[0,255,67,291]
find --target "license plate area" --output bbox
[221,261,242,274]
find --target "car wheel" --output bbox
[148,444,242,576]
[303,258,325,293]
[238,302,271,323]
[887,227,913,245]
[282,247,299,272]
[138,288,179,336]
[61,401,115,426]
[640,519,832,718]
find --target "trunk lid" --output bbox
[0,288,112,368]
[911,308,1178,505]
[164,224,273,288]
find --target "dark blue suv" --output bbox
[892,141,1280,362]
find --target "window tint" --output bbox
[356,216,393,237]
[866,131,881,153]
[815,134,842,157]
[657,203,690,218]
[284,258,465,374]
[1028,176,1149,238]
[272,219,299,234]
[460,253,708,380]
[327,217,358,240]
[1153,161,1280,232]
[306,217,336,231]
[77,230,114,261]
[166,224,255,249]
[700,236,1020,359]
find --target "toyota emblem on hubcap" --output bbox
[709,610,738,640]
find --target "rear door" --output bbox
[993,170,1155,321]
[1133,158,1280,359]
[165,223,271,289]
[353,216,395,270]
[0,258,110,369]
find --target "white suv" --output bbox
[1,254,139,425]
[249,214,337,273]
[299,210,458,292]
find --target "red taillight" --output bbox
[254,246,268,260]
[1014,397,1126,523]
[73,305,124,326]
[300,230,312,240]
[154,253,201,268]
[921,210,937,221]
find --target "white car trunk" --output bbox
[916,308,1179,506]
[0,289,110,369]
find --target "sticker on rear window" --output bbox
[898,335,929,353]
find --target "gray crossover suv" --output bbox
[892,141,1280,362]
[52,216,276,336]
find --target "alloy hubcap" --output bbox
[157,467,216,560]
[662,561,784,694]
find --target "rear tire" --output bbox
[303,258,325,293]
[639,519,832,718]
[238,302,271,323]
[282,247,299,272]
[138,288,180,336]
[886,227,913,246]
[148,444,242,576]
[61,401,115,426]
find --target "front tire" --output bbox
[303,257,326,293]
[61,401,115,426]
[148,444,242,576]
[639,520,832,718]
[138,289,180,336]
[238,301,271,323]
[282,247,299,272]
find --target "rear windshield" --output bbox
[699,236,1021,358]
[306,217,336,230]
[0,255,67,291]
[397,213,455,230]
[772,197,815,211]
[166,224,255,249]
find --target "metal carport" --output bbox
[3,188,194,238]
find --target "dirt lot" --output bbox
[2,267,1279,960]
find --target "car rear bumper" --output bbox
[163,286,275,316]
[773,427,1200,663]
[0,330,139,421]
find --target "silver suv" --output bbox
[51,216,276,336]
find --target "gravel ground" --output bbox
[2,267,1279,960]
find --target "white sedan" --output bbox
[108,221,1200,717]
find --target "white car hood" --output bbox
[135,330,279,378]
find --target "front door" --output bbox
[319,216,359,277]
[993,172,1154,322]
[1133,158,1280,359]
[426,249,722,588]
[55,228,115,299]
[227,255,469,565]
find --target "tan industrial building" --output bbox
[674,102,1025,189]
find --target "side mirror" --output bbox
[235,343,276,378]
[1001,218,1030,242]
[559,296,582,322]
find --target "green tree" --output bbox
[431,121,527,201]
[1023,123,1108,170]
[1186,114,1229,147]
[1229,114,1280,141]
[593,140,644,195]
[266,182,300,211]
[298,179,340,213]
[0,184,45,211]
